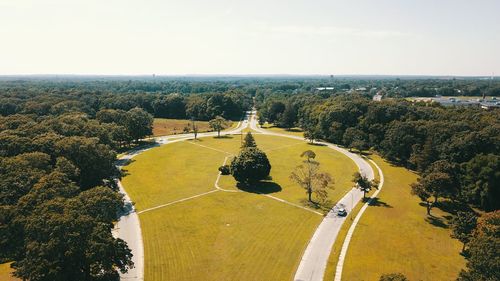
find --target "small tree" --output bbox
[379,273,408,281]
[242,132,257,148]
[290,150,333,203]
[209,116,228,137]
[231,147,271,184]
[191,118,199,140]
[352,172,379,199]
[411,179,433,215]
[451,211,478,253]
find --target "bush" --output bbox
[230,147,271,184]
[218,165,230,175]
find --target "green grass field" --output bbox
[152,118,235,137]
[339,155,466,280]
[121,132,358,280]
[140,191,321,281]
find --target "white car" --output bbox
[337,208,347,217]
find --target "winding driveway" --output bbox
[248,112,375,281]
[114,110,376,281]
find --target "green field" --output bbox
[152,118,235,137]
[121,132,358,280]
[339,155,466,280]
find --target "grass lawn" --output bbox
[121,132,358,280]
[152,118,235,137]
[0,263,19,281]
[339,155,465,280]
[140,191,321,281]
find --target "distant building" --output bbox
[355,87,367,91]
[316,87,335,91]
[373,91,384,101]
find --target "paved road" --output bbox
[114,113,249,281]
[249,112,374,281]
[114,110,373,281]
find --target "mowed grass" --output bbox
[122,132,359,280]
[341,155,465,280]
[140,191,322,281]
[0,263,19,281]
[261,122,305,138]
[121,140,227,211]
[152,118,234,137]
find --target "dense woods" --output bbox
[0,77,498,280]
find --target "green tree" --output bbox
[352,172,379,199]
[451,211,478,252]
[290,150,333,203]
[242,132,257,148]
[230,147,271,184]
[458,211,500,281]
[125,107,153,142]
[209,115,228,137]
[461,154,500,211]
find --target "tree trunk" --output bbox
[218,130,221,137]
[308,188,312,202]
[462,242,466,253]
[426,202,431,215]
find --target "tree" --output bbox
[290,150,333,203]
[461,154,500,211]
[230,147,271,184]
[451,211,478,252]
[304,124,321,144]
[277,102,296,129]
[379,273,409,281]
[352,172,379,199]
[242,132,256,148]
[411,178,434,216]
[343,127,369,152]
[12,194,133,281]
[209,116,228,137]
[191,118,199,140]
[458,211,499,281]
[125,107,153,142]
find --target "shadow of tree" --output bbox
[214,135,233,139]
[425,215,449,229]
[236,181,282,194]
[368,197,393,208]
[307,143,326,147]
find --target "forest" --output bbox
[0,76,498,280]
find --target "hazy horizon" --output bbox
[1,0,499,76]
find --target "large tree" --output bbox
[458,211,500,281]
[290,150,333,203]
[451,211,478,253]
[209,116,229,137]
[242,132,256,148]
[352,172,379,199]
[230,147,271,185]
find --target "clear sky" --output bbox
[0,0,499,76]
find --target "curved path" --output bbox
[115,110,376,281]
[333,159,384,281]
[114,114,250,281]
[248,112,375,281]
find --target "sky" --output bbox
[0,0,499,76]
